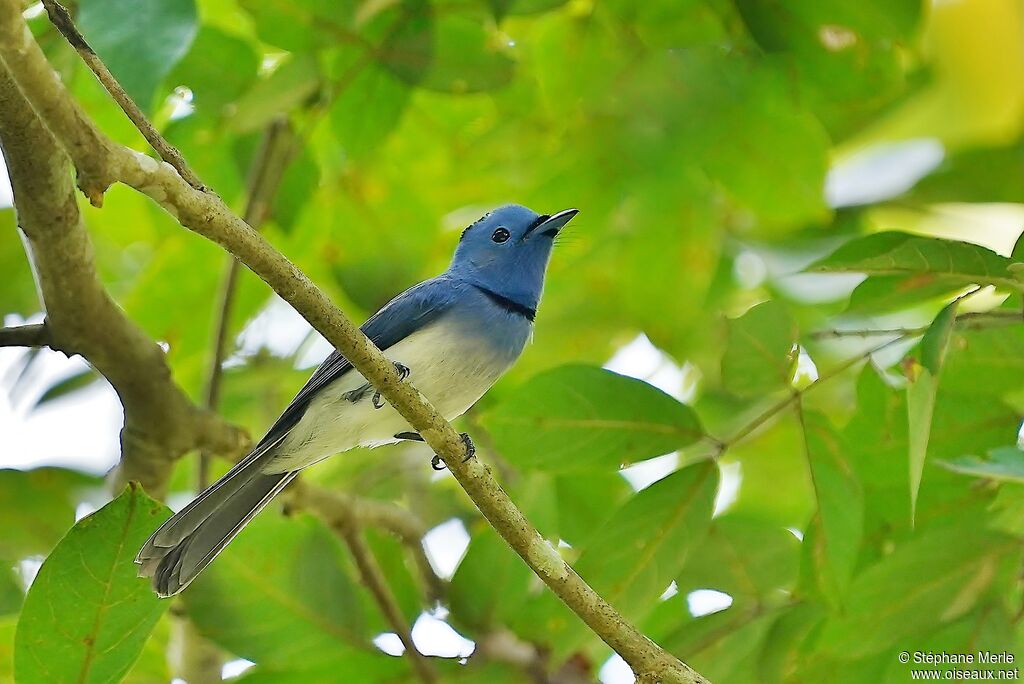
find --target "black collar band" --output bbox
[471,284,536,321]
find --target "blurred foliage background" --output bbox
[4,0,1024,682]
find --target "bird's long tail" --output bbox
[136,439,296,597]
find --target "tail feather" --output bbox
[136,438,296,597]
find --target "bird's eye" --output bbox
[491,227,511,243]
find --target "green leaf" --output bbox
[78,0,198,111]
[907,300,957,523]
[273,143,321,232]
[0,616,13,682]
[238,0,353,53]
[122,614,171,684]
[450,528,535,631]
[721,300,798,396]
[31,368,99,410]
[816,520,1013,659]
[0,468,101,558]
[798,409,863,604]
[906,141,1024,205]
[166,26,261,116]
[231,54,321,134]
[328,62,410,160]
[235,652,405,684]
[810,232,1018,291]
[938,446,1024,484]
[14,485,171,684]
[512,462,719,656]
[0,564,22,617]
[482,365,704,471]
[379,6,516,92]
[663,609,779,684]
[844,274,965,314]
[183,512,371,669]
[941,326,1024,396]
[488,0,568,18]
[573,462,718,620]
[676,515,800,600]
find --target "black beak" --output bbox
[525,208,579,239]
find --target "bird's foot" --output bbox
[430,432,476,471]
[372,362,411,409]
[343,383,372,403]
[460,432,476,462]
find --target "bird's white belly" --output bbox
[267,323,511,472]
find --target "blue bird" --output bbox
[136,205,578,596]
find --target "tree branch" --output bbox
[340,522,438,684]
[0,62,247,497]
[0,323,51,348]
[41,0,205,191]
[0,4,706,681]
[294,482,445,605]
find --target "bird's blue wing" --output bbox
[254,277,457,449]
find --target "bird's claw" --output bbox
[460,432,476,462]
[431,432,475,471]
[373,362,411,409]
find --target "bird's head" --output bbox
[448,204,577,309]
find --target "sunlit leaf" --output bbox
[816,519,1013,658]
[676,515,800,600]
[721,300,798,396]
[78,0,198,111]
[482,365,704,471]
[184,512,371,670]
[0,616,13,682]
[30,368,99,410]
[14,486,171,684]
[573,462,718,620]
[328,62,410,160]
[380,6,516,92]
[231,54,321,134]
[798,409,863,604]
[907,300,957,524]
[811,232,1018,291]
[237,0,353,53]
[166,25,260,116]
[0,468,101,558]
[938,446,1024,484]
[0,565,21,617]
[845,274,965,314]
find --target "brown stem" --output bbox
[340,523,438,684]
[0,323,51,348]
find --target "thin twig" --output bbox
[0,323,51,348]
[809,310,1020,339]
[294,482,445,604]
[718,335,915,452]
[41,0,205,192]
[340,523,438,684]
[197,119,294,490]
